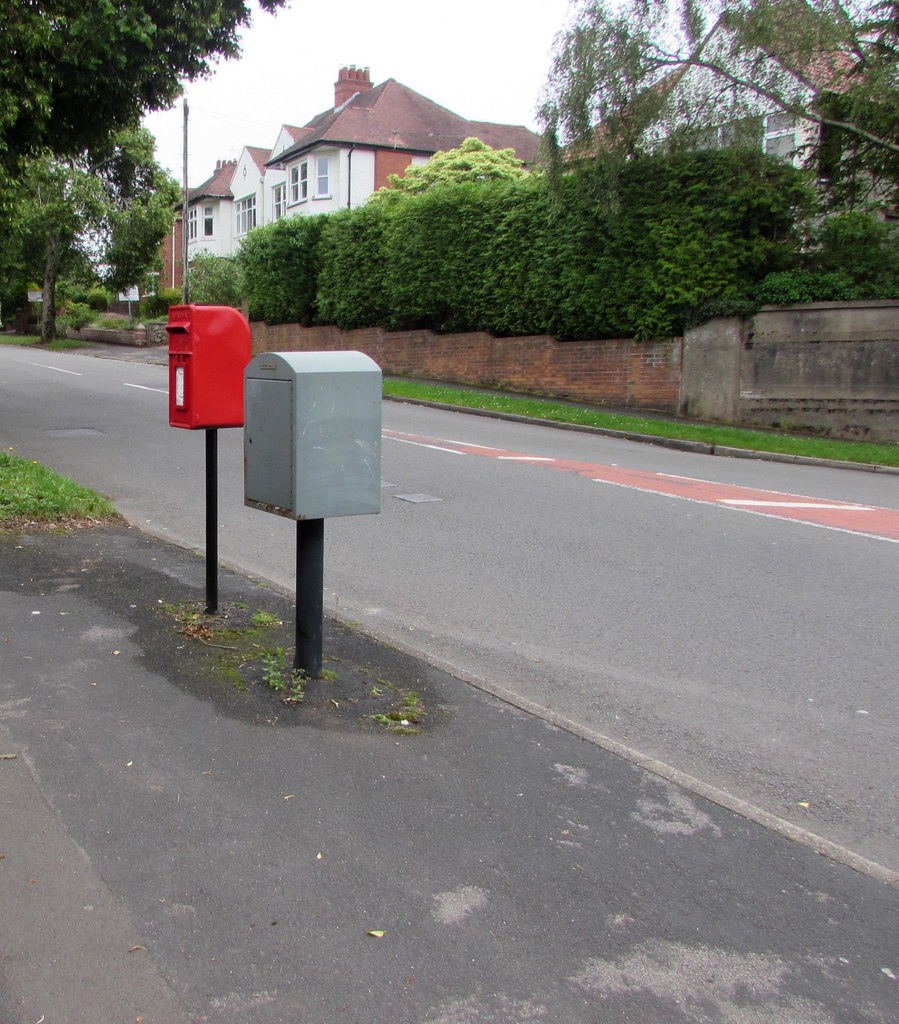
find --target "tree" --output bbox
[0,0,285,171]
[6,128,178,341]
[93,128,180,295]
[373,138,529,198]
[540,1,899,206]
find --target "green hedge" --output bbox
[242,149,898,339]
[316,203,394,329]
[241,215,327,325]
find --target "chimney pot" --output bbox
[334,64,373,107]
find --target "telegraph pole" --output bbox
[182,99,189,304]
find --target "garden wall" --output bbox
[250,323,683,412]
[680,300,899,441]
[251,300,899,441]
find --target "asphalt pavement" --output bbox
[1,521,898,1024]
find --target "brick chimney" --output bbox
[334,65,372,108]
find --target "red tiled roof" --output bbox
[271,79,541,166]
[187,160,237,202]
[245,146,273,171]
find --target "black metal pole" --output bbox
[295,518,324,677]
[205,427,218,614]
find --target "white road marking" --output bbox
[26,361,81,376]
[429,437,504,451]
[384,436,466,455]
[656,471,721,484]
[498,456,556,462]
[123,383,168,394]
[720,499,872,510]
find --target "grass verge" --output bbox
[0,450,118,529]
[383,378,899,468]
[0,334,86,351]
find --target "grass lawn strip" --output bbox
[0,451,117,530]
[383,378,899,469]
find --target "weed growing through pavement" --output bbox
[262,648,306,704]
[369,689,425,735]
[252,610,282,627]
[157,599,432,732]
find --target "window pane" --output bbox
[765,133,796,158]
[766,112,794,133]
[236,196,256,236]
[317,157,328,196]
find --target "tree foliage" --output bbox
[374,138,529,198]
[2,127,177,340]
[271,148,817,339]
[0,0,285,171]
[187,252,244,307]
[540,1,899,207]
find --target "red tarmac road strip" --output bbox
[383,429,899,542]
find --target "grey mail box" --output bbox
[244,350,382,520]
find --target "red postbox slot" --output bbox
[167,305,251,429]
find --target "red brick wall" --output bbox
[374,150,419,190]
[251,322,683,412]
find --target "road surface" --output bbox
[1,344,897,876]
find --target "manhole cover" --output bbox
[395,493,443,504]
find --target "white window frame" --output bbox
[235,194,257,236]
[764,113,797,160]
[289,161,309,204]
[315,155,330,198]
[272,183,286,220]
[203,204,214,238]
[187,206,198,241]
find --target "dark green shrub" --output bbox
[816,212,899,296]
[141,288,181,319]
[383,182,501,332]
[755,212,899,303]
[754,269,857,304]
[238,148,821,339]
[86,287,112,311]
[317,205,394,329]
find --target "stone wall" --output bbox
[680,301,899,441]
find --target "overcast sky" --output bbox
[142,0,574,184]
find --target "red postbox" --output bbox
[167,305,252,429]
